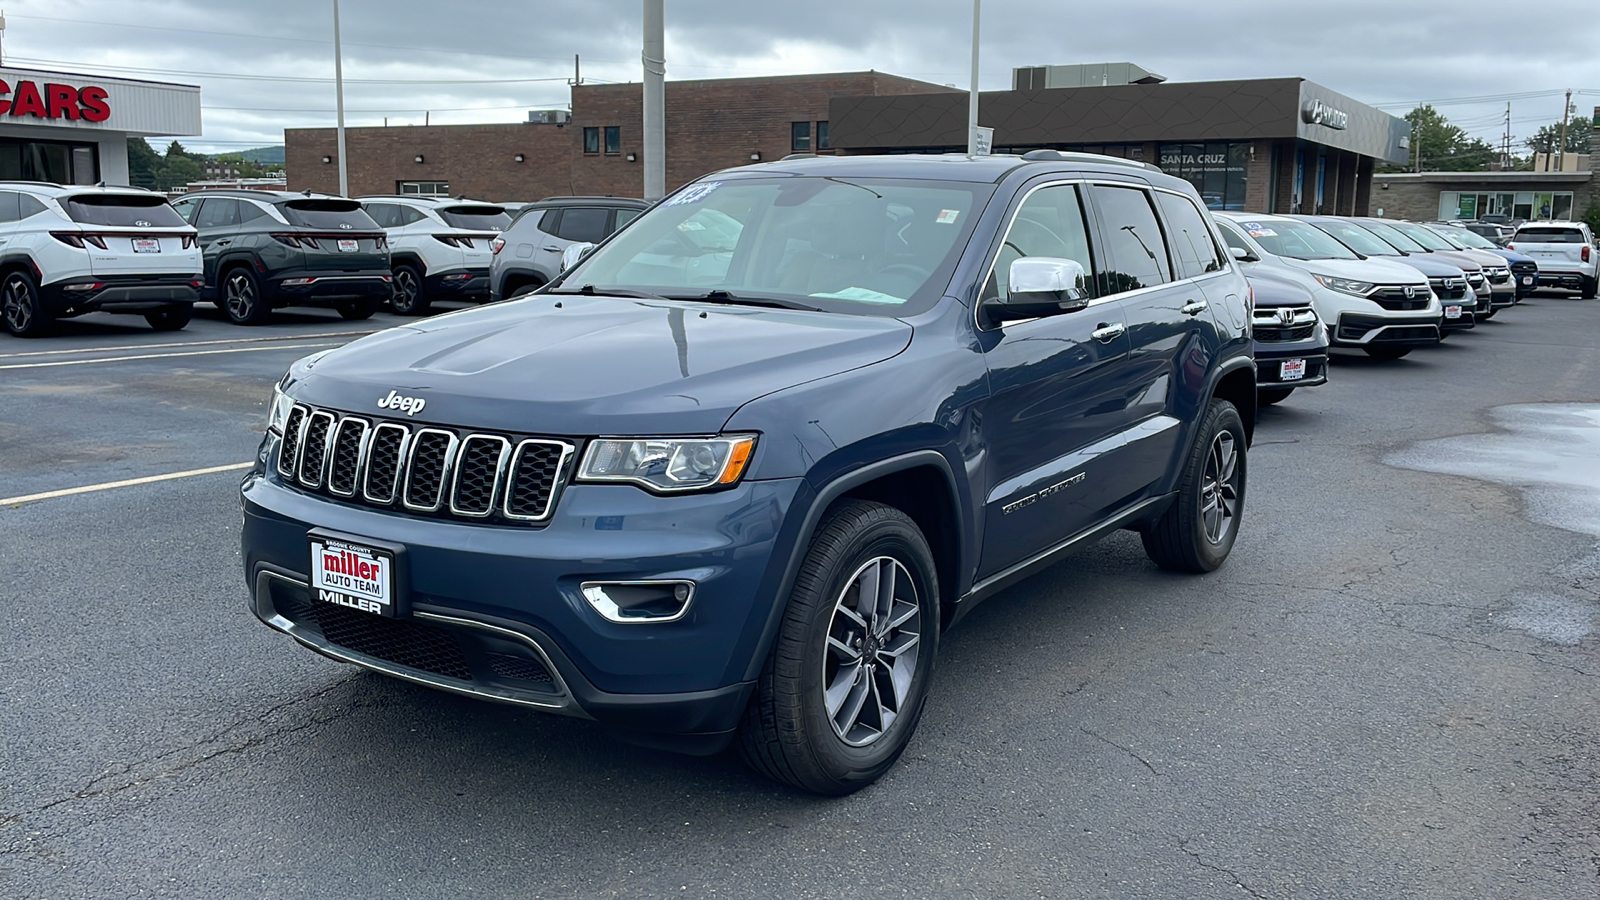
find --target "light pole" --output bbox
[642,0,666,200]
[967,0,981,155]
[333,0,348,196]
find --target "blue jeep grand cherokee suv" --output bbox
[242,152,1256,794]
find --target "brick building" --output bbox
[285,71,955,202]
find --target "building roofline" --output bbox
[0,64,200,91]
[1375,170,1593,184]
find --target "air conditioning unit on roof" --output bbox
[528,109,571,125]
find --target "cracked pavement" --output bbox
[3,297,1600,898]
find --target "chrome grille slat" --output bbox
[449,435,511,518]
[275,404,573,524]
[297,411,337,489]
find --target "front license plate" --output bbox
[1444,305,1462,319]
[337,239,359,252]
[1280,359,1306,381]
[132,238,161,253]
[1522,275,1534,285]
[310,537,394,616]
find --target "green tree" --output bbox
[1382,105,1497,172]
[127,137,162,189]
[1525,106,1593,156]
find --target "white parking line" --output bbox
[0,341,344,371]
[1,462,255,508]
[0,329,376,360]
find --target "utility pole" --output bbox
[966,0,981,155]
[1503,102,1511,170]
[332,0,348,196]
[642,0,666,200]
[1558,89,1573,172]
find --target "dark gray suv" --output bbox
[488,196,650,300]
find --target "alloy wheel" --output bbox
[226,274,255,320]
[394,270,418,307]
[821,555,923,747]
[1200,431,1240,544]
[3,279,32,332]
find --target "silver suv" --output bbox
[489,196,650,301]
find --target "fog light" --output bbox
[580,581,695,624]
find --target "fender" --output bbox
[0,251,42,280]
[390,251,426,274]
[737,448,966,683]
[1175,351,1257,484]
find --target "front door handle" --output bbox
[1091,323,1127,342]
[1180,300,1209,316]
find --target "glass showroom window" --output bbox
[1158,142,1250,211]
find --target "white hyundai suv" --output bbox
[1214,212,1440,360]
[357,196,511,315]
[1,182,201,337]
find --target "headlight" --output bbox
[579,435,757,493]
[1309,273,1375,296]
[267,384,295,435]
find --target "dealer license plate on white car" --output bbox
[337,239,359,252]
[310,537,394,616]
[1280,359,1306,381]
[132,238,161,253]
[1444,305,1462,319]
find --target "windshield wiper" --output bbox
[663,289,823,312]
[548,284,671,300]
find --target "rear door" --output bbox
[62,194,195,276]
[282,199,387,273]
[193,198,241,286]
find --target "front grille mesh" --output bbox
[1369,287,1431,311]
[277,404,573,524]
[1428,278,1469,301]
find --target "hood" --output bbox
[1280,255,1428,286]
[1242,266,1317,308]
[1454,247,1511,269]
[1485,247,1535,265]
[1387,254,1469,279]
[290,295,913,435]
[1408,249,1485,273]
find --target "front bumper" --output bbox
[1254,338,1329,388]
[267,270,392,306]
[241,462,807,745]
[40,276,199,316]
[1332,313,1440,347]
[424,266,491,301]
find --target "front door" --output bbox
[976,182,1134,578]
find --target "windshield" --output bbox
[1359,220,1428,253]
[1308,219,1399,257]
[1234,218,1358,260]
[65,195,188,228]
[440,205,513,230]
[1458,225,1504,247]
[557,176,993,315]
[1386,221,1455,251]
[283,199,379,230]
[1424,226,1474,251]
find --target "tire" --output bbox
[144,305,193,331]
[738,500,940,795]
[221,266,271,325]
[389,263,431,315]
[1363,345,1412,360]
[1479,308,1497,321]
[336,297,379,320]
[1,269,51,337]
[1256,387,1294,407]
[1141,399,1247,573]
[508,279,545,300]
[1582,276,1596,300]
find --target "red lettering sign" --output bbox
[0,79,112,121]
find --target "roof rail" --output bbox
[781,153,818,161]
[1019,148,1160,172]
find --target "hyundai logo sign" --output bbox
[1302,99,1350,131]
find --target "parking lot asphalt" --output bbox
[4,295,1599,899]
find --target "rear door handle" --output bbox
[542,244,562,251]
[1091,323,1126,342]
[1180,300,1209,316]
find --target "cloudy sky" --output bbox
[7,0,1598,159]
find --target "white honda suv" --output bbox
[1214,212,1441,360]
[1,182,202,337]
[357,196,511,315]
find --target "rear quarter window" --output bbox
[65,195,188,227]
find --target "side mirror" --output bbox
[560,241,596,272]
[1229,246,1259,263]
[986,257,1091,323]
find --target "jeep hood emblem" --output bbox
[378,390,427,416]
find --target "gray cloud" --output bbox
[7,0,1596,153]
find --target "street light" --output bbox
[333,0,348,196]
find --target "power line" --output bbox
[6,55,572,85]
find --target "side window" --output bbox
[1155,191,1226,280]
[18,193,48,219]
[195,198,240,229]
[534,210,559,236]
[364,203,397,228]
[238,201,266,223]
[612,207,641,231]
[399,206,426,225]
[556,207,610,243]
[1090,185,1171,294]
[171,197,200,223]
[0,191,20,223]
[982,183,1096,304]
